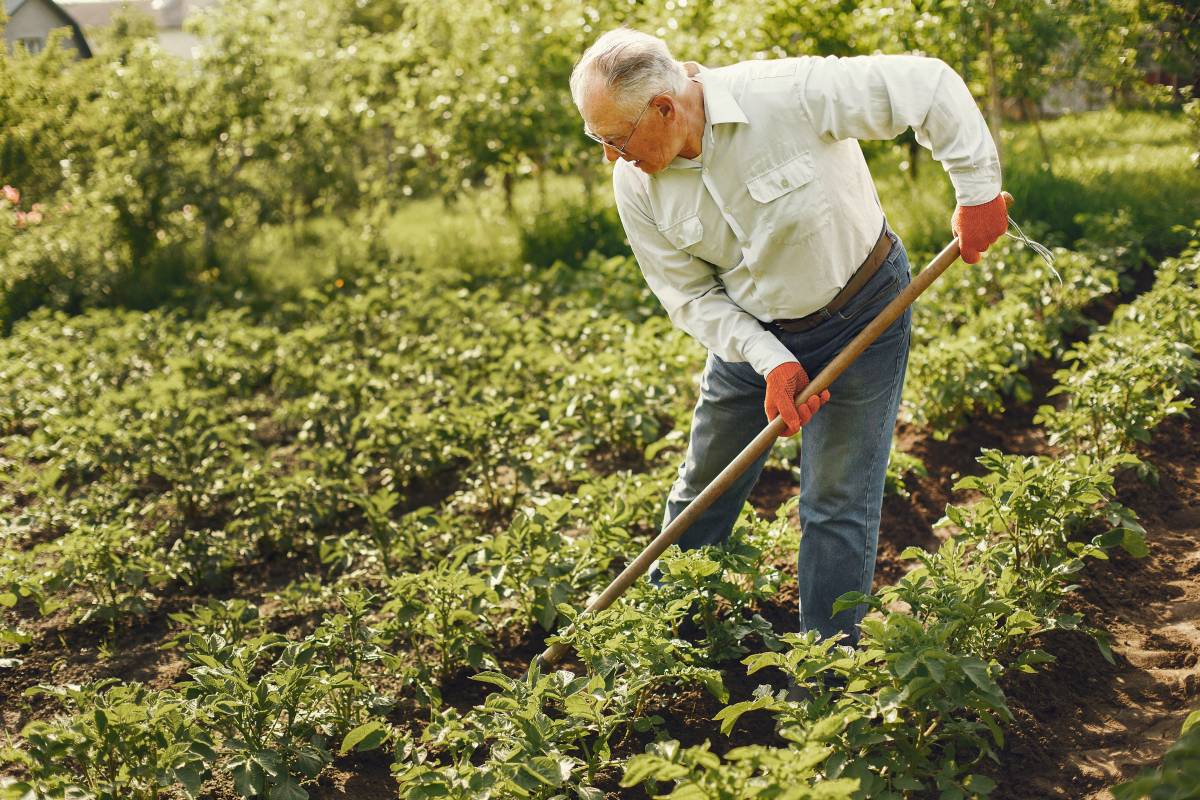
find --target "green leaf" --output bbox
[699,671,728,704]
[1092,630,1116,665]
[1119,528,1149,558]
[831,591,877,614]
[340,721,388,754]
[961,659,993,692]
[232,757,266,797]
[471,671,514,690]
[621,754,688,787]
[518,756,571,788]
[964,774,997,794]
[268,776,308,800]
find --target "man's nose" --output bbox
[603,143,619,162]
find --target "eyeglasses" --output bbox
[583,94,656,156]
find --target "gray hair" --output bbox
[569,27,689,119]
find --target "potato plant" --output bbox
[393,665,605,799]
[1037,242,1200,464]
[906,245,1119,436]
[2,189,1199,800]
[380,563,500,701]
[1,680,214,800]
[180,633,341,799]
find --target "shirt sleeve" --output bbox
[613,165,797,378]
[796,54,1001,206]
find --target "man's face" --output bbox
[583,86,680,175]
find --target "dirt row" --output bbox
[745,388,1200,798]
[3,382,1198,799]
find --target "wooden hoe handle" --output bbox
[539,192,1015,666]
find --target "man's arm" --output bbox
[797,54,1002,207]
[613,166,796,378]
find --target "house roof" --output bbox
[63,1,167,28]
[58,0,216,30]
[5,0,94,58]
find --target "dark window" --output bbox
[17,37,45,54]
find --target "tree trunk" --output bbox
[1023,97,1054,175]
[536,159,547,214]
[983,14,1003,165]
[502,170,515,216]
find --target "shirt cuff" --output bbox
[743,329,799,378]
[950,166,1003,207]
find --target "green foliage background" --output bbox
[1,0,1197,329]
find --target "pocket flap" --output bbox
[657,215,704,249]
[746,150,815,204]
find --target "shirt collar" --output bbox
[665,65,748,171]
[696,65,749,127]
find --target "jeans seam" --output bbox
[853,306,910,627]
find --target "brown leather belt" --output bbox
[767,222,895,334]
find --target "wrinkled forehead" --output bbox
[579,78,625,131]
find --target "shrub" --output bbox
[518,196,628,269]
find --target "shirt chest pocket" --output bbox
[656,214,730,268]
[744,150,830,245]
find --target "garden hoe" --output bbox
[538,192,1016,667]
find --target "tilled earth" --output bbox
[3,386,1198,799]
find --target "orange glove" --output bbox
[951,193,1009,264]
[765,361,831,437]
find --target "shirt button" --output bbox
[723,205,731,213]
[781,178,791,188]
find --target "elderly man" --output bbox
[568,28,1007,646]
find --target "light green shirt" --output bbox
[612,54,1002,377]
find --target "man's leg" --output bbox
[650,349,773,583]
[794,250,912,646]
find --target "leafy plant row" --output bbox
[0,258,702,643]
[1036,235,1200,464]
[613,230,1200,796]
[4,219,1196,798]
[904,235,1121,437]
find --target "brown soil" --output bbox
[4,360,1198,799]
[988,408,1200,799]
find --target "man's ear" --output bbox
[683,60,700,78]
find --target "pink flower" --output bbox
[1,185,17,205]
[14,211,27,228]
[31,203,44,213]
[26,210,43,225]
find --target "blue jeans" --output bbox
[654,233,912,646]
